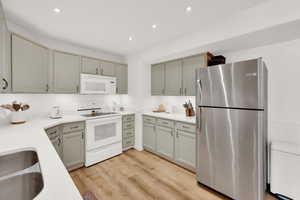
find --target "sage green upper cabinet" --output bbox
[115,64,128,94]
[82,57,100,75]
[151,63,165,95]
[182,55,206,96]
[0,3,11,93]
[165,60,182,96]
[12,34,49,93]
[100,61,115,76]
[53,51,80,93]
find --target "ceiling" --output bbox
[2,0,269,56]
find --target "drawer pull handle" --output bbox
[70,126,79,129]
[182,126,189,128]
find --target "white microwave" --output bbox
[80,74,116,94]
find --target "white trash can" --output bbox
[271,141,300,199]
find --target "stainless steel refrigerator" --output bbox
[196,58,268,200]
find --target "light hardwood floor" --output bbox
[70,149,276,200]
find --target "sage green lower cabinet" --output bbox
[62,131,84,171]
[174,129,196,170]
[143,121,156,152]
[53,51,80,93]
[142,115,196,171]
[45,121,85,171]
[122,114,135,150]
[45,126,62,160]
[156,126,174,160]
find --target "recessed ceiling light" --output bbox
[53,8,61,13]
[152,24,157,29]
[186,6,192,12]
[129,36,133,41]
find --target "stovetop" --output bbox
[81,112,118,118]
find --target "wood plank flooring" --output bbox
[70,149,276,200]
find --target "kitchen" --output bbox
[1,0,300,200]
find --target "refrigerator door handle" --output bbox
[197,107,202,131]
[197,79,203,104]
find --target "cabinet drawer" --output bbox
[123,114,135,122]
[157,118,174,128]
[143,116,156,124]
[123,121,134,130]
[46,126,59,137]
[62,122,85,133]
[123,128,135,138]
[123,137,134,148]
[175,122,196,133]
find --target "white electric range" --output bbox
[79,108,122,167]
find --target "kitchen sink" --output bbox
[0,150,38,178]
[0,150,44,200]
[0,172,44,200]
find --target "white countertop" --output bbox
[0,110,136,200]
[143,112,196,124]
[0,115,86,200]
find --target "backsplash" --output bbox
[140,96,196,114]
[0,94,132,125]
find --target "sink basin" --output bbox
[0,172,44,200]
[0,150,38,178]
[0,150,44,199]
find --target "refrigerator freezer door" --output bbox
[196,107,265,200]
[196,58,266,109]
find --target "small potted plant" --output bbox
[0,101,30,124]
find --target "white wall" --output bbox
[0,94,132,125]
[223,38,300,144]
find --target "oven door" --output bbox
[85,116,122,151]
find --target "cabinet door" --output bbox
[165,60,182,96]
[0,4,11,93]
[115,64,128,94]
[156,126,174,160]
[53,51,80,93]
[82,57,100,75]
[12,35,49,93]
[62,131,84,170]
[151,64,165,95]
[143,123,156,152]
[182,55,206,96]
[100,61,115,76]
[51,136,63,160]
[175,130,196,169]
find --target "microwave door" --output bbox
[81,79,108,94]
